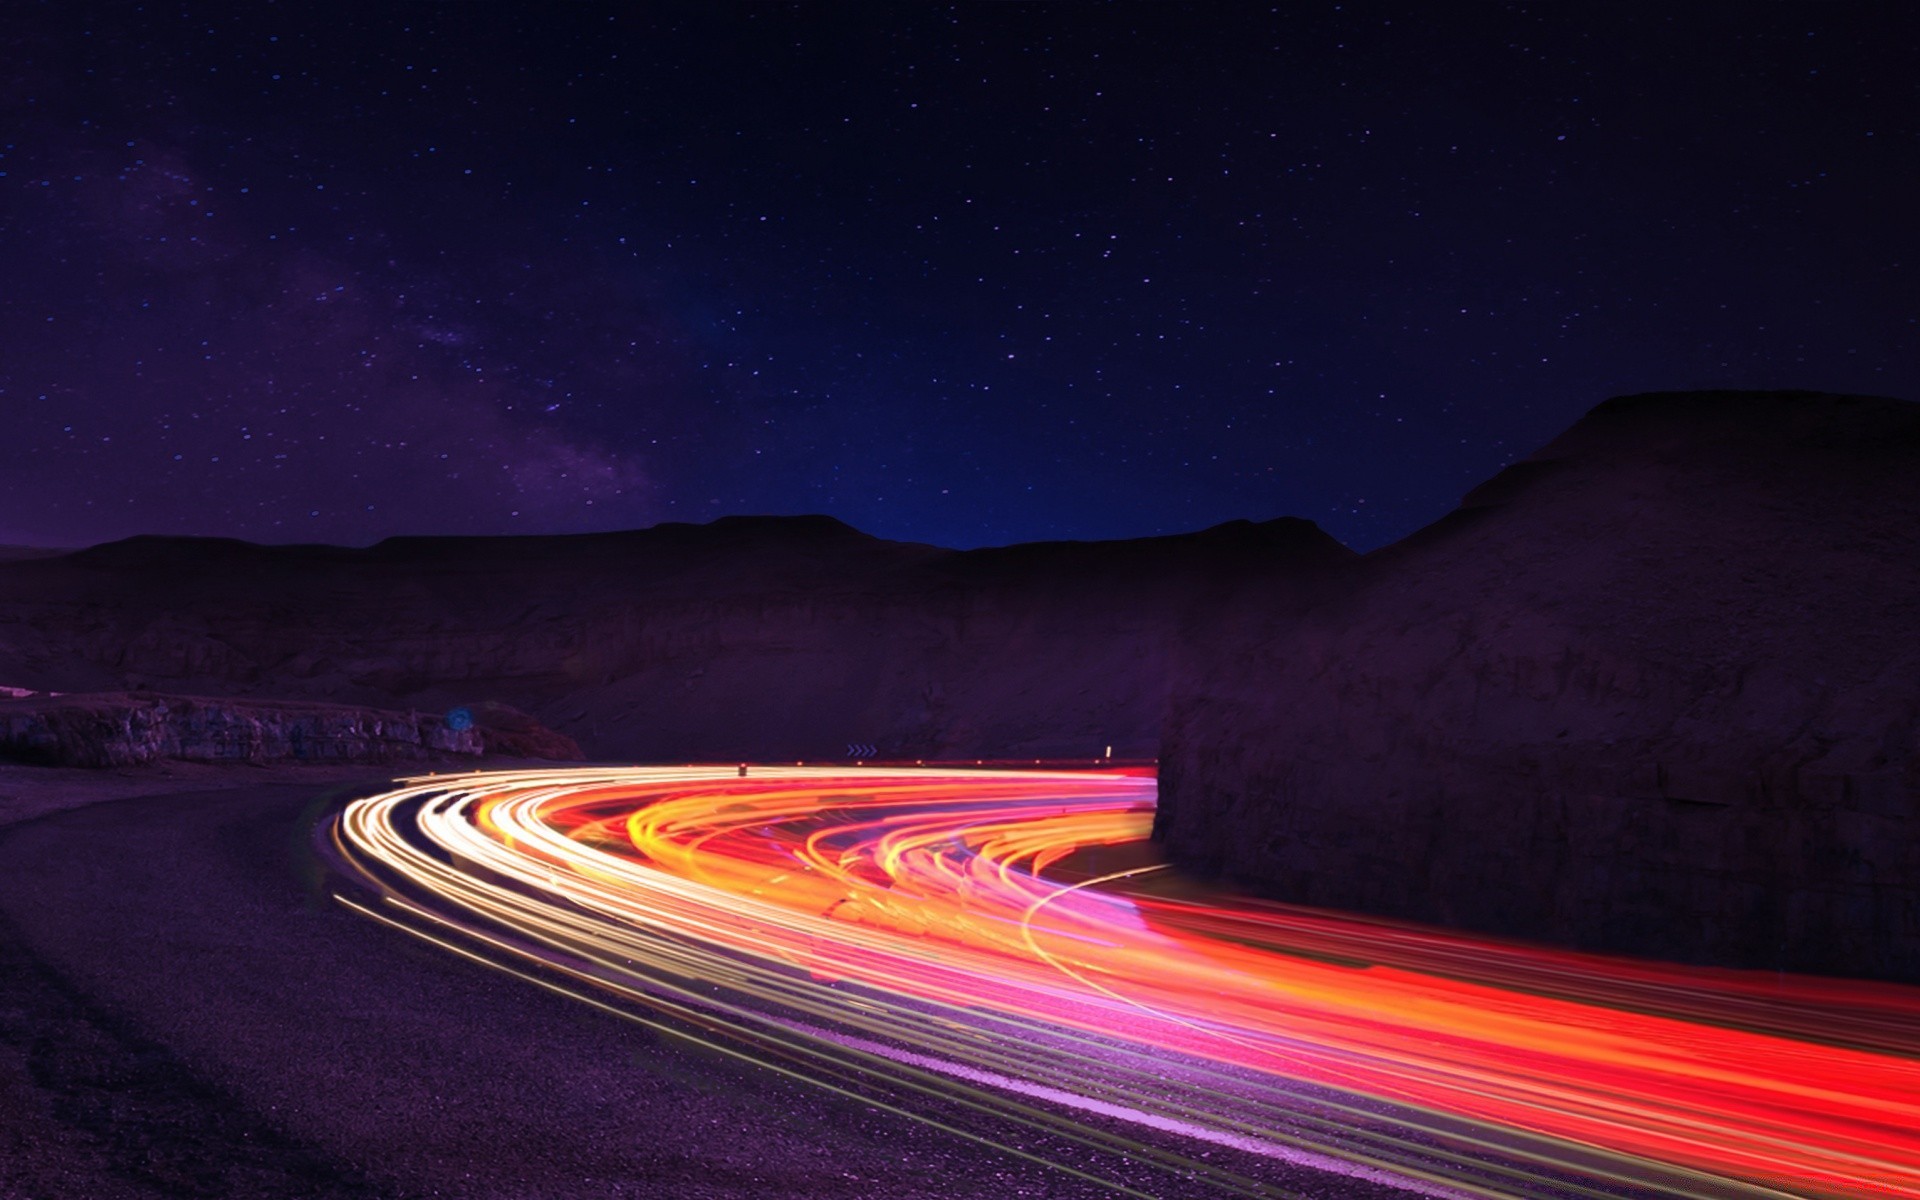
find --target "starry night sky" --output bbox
[2,3,1914,552]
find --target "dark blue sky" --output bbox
[2,3,1914,551]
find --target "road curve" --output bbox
[329,766,1920,1200]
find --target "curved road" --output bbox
[326,766,1920,1200]
[0,773,1213,1200]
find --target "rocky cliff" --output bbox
[0,692,573,767]
[1159,391,1920,981]
[0,514,1352,763]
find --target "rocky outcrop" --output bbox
[1159,391,1920,981]
[0,514,1352,763]
[0,692,579,768]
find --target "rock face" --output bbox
[1159,391,1920,981]
[0,692,579,768]
[0,514,1352,764]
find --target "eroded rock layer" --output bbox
[0,692,541,767]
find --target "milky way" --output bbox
[2,5,1913,550]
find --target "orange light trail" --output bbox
[327,766,1920,1199]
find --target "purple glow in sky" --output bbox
[2,4,1914,550]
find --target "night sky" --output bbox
[3,4,1914,552]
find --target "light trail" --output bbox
[326,766,1920,1198]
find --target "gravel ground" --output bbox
[0,767,1430,1199]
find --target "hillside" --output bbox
[0,514,1351,763]
[1158,391,1920,980]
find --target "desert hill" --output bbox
[1159,390,1920,980]
[0,513,1351,763]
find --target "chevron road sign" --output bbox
[846,742,876,759]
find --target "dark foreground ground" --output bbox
[0,766,1418,1200]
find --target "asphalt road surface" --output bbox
[0,775,1409,1200]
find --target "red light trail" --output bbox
[327,766,1920,1198]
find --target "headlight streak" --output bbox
[326,766,1920,1200]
